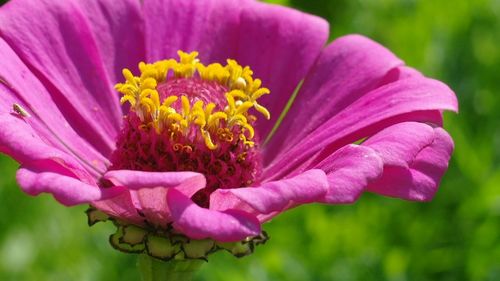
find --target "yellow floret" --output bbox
[115,50,271,150]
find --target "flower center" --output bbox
[110,51,270,207]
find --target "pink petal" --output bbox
[130,187,171,228]
[144,0,245,62]
[380,65,425,84]
[102,170,207,228]
[0,0,127,155]
[168,189,260,242]
[211,169,328,216]
[103,170,206,195]
[144,0,328,138]
[209,191,257,216]
[264,34,404,163]
[75,0,145,84]
[235,2,329,137]
[16,164,125,206]
[264,76,457,181]
[0,39,109,175]
[92,192,145,226]
[0,113,125,205]
[314,144,383,204]
[0,114,97,183]
[363,122,454,201]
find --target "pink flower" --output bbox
[0,0,457,252]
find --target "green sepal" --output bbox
[171,234,189,244]
[183,239,215,259]
[97,217,269,261]
[217,241,253,257]
[85,207,109,226]
[216,231,269,258]
[146,235,181,261]
[249,231,269,246]
[109,226,145,253]
[120,225,147,246]
[173,251,186,260]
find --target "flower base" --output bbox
[87,206,269,261]
[137,254,204,281]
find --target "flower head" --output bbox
[111,51,269,209]
[0,0,457,261]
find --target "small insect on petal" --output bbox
[13,103,31,117]
[0,76,10,87]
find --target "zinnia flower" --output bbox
[0,0,457,261]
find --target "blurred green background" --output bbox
[0,0,499,280]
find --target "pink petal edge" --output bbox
[211,169,328,217]
[364,122,454,201]
[103,170,206,196]
[314,144,384,204]
[17,165,125,206]
[168,188,261,242]
[102,170,207,228]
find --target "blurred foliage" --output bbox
[0,0,499,280]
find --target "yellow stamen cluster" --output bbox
[115,51,270,150]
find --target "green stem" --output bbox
[137,255,204,281]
